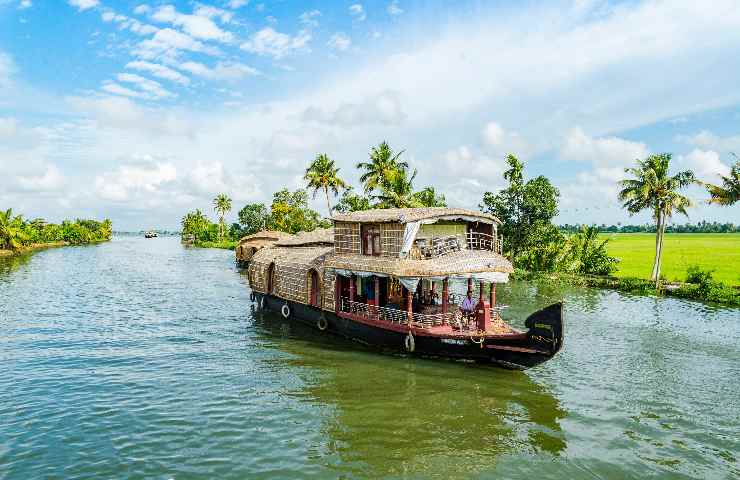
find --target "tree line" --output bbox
[0,209,112,251]
[559,221,737,234]
[183,141,738,285]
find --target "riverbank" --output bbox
[513,270,740,307]
[0,241,68,257]
[190,239,237,250]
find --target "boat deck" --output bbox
[338,298,521,338]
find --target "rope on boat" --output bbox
[470,335,485,348]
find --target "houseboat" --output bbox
[235,230,295,267]
[246,208,563,369]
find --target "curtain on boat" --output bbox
[399,221,421,258]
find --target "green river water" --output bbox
[0,236,738,479]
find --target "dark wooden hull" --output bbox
[254,294,563,370]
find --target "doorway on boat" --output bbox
[266,263,275,294]
[308,269,321,307]
[336,274,388,312]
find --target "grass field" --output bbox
[605,233,740,286]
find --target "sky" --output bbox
[1,0,739,231]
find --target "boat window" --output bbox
[361,224,381,256]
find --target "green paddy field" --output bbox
[605,233,740,286]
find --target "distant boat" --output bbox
[145,231,158,238]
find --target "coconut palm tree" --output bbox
[304,153,348,215]
[704,156,739,206]
[213,194,232,239]
[375,168,422,208]
[413,186,447,207]
[618,153,696,283]
[0,208,28,251]
[356,141,409,194]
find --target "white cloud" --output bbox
[150,5,233,42]
[299,9,321,27]
[187,161,260,201]
[179,61,259,81]
[387,0,403,16]
[101,81,148,99]
[67,0,98,12]
[95,159,177,201]
[126,60,190,85]
[349,4,366,21]
[16,165,65,192]
[680,149,731,181]
[302,91,405,126]
[133,28,220,60]
[240,27,311,59]
[133,4,151,15]
[100,9,158,35]
[68,95,195,136]
[560,127,649,168]
[327,33,351,52]
[18,0,32,10]
[116,73,175,99]
[226,0,248,8]
[193,4,233,23]
[481,122,533,159]
[0,51,16,88]
[101,10,126,23]
[678,130,740,154]
[0,117,18,138]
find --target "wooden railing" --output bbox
[340,298,455,329]
[414,232,503,258]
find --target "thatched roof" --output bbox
[251,245,334,266]
[274,227,334,247]
[331,207,501,225]
[238,230,292,244]
[325,249,513,277]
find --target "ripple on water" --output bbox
[0,236,738,479]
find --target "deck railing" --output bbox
[340,298,455,329]
[416,232,503,258]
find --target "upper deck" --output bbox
[330,207,505,265]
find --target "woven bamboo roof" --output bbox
[325,249,513,277]
[331,207,501,225]
[252,245,334,266]
[238,230,293,244]
[274,227,334,246]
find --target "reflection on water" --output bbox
[253,311,565,478]
[0,237,738,479]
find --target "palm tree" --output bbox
[0,208,28,251]
[618,153,695,283]
[213,194,232,239]
[414,186,447,207]
[375,168,422,208]
[704,156,739,206]
[304,153,348,215]
[356,141,408,194]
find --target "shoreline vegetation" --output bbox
[180,143,738,306]
[0,209,112,257]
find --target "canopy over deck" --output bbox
[325,248,513,279]
[331,207,501,225]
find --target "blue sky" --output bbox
[1,0,739,230]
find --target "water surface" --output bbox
[1,237,738,479]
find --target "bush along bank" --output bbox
[512,268,740,307]
[0,209,112,255]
